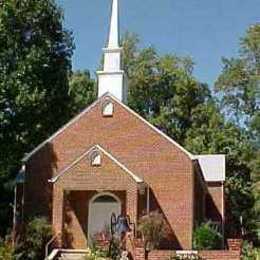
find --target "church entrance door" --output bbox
[88,193,121,243]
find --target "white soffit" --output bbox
[195,154,226,182]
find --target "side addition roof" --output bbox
[195,155,226,182]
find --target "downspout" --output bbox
[12,185,17,247]
[22,166,25,225]
[222,181,225,248]
[146,186,150,215]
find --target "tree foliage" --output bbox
[68,70,97,114]
[121,32,258,242]
[193,221,223,250]
[14,217,52,260]
[215,24,260,242]
[0,0,258,249]
[122,32,211,145]
[0,0,74,235]
[138,211,167,250]
[0,238,13,260]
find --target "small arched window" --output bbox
[90,150,101,166]
[93,195,118,203]
[102,100,114,117]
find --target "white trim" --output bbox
[147,186,150,214]
[22,98,102,162]
[13,185,17,244]
[23,92,193,162]
[176,251,198,255]
[96,70,125,75]
[89,192,121,204]
[97,145,143,183]
[102,47,123,53]
[222,181,225,246]
[49,144,143,183]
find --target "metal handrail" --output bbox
[45,233,60,259]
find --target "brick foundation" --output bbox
[133,239,242,260]
[199,250,241,260]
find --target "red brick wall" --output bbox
[147,250,172,260]
[193,164,207,225]
[24,95,203,249]
[206,182,224,223]
[199,250,240,260]
[64,191,93,249]
[24,143,56,219]
[143,248,241,260]
[52,149,138,248]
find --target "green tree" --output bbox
[122,33,211,144]
[0,0,74,235]
[68,70,97,114]
[193,221,223,250]
[215,24,260,145]
[122,33,258,242]
[184,101,256,238]
[14,217,52,260]
[215,24,260,242]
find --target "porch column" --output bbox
[52,184,64,247]
[127,188,138,234]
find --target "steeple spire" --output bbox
[107,0,119,48]
[97,0,128,103]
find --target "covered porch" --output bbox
[52,187,145,249]
[50,145,149,249]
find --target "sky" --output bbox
[56,0,260,86]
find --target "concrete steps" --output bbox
[59,252,86,260]
[46,249,110,260]
[53,249,88,260]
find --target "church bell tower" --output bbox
[97,0,128,103]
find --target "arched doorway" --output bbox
[88,192,121,242]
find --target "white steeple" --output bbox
[107,0,119,48]
[97,0,128,103]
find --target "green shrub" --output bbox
[138,211,167,250]
[85,237,121,260]
[14,217,52,260]
[242,240,260,260]
[0,238,13,260]
[84,247,108,260]
[192,221,222,250]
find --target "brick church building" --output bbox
[14,0,228,256]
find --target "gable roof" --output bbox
[49,144,143,183]
[22,93,193,162]
[22,93,225,182]
[195,155,225,182]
